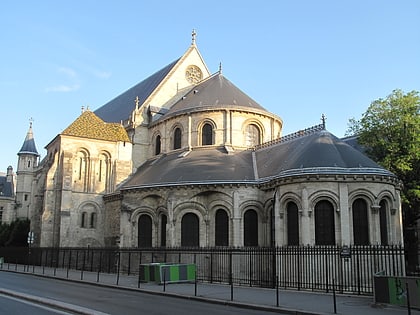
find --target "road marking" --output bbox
[0,289,110,315]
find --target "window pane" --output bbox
[244,210,258,246]
[174,128,182,149]
[315,201,335,245]
[181,213,199,246]
[379,200,388,245]
[287,202,299,245]
[155,135,161,155]
[352,198,369,245]
[160,215,167,247]
[215,209,229,246]
[202,123,213,145]
[138,215,152,247]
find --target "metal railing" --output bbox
[0,245,406,295]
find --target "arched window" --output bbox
[155,135,161,155]
[97,152,110,192]
[202,123,213,145]
[245,124,261,147]
[160,214,167,247]
[379,200,388,245]
[173,128,182,150]
[244,209,258,246]
[287,202,299,245]
[90,213,97,228]
[138,214,153,247]
[352,198,369,245]
[315,200,335,245]
[181,213,199,246]
[215,209,229,246]
[81,212,87,228]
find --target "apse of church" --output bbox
[14,32,403,248]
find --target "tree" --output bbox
[347,89,420,243]
[0,219,30,247]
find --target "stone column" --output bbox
[301,188,310,245]
[273,189,283,246]
[339,183,350,245]
[232,191,241,246]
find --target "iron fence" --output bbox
[0,245,406,295]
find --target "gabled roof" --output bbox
[94,59,180,123]
[154,73,273,123]
[18,123,39,156]
[62,110,130,142]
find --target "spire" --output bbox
[18,119,39,156]
[219,62,223,74]
[191,29,197,45]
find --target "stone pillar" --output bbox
[339,183,350,245]
[301,188,311,245]
[274,189,283,246]
[167,198,176,247]
[232,191,241,246]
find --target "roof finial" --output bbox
[29,117,34,128]
[135,96,140,109]
[191,29,197,45]
[219,62,222,74]
[81,105,85,113]
[321,114,326,129]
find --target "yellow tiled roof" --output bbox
[62,110,131,143]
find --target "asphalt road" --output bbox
[0,294,74,315]
[0,272,278,315]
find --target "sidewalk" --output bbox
[1,262,418,315]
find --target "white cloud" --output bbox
[58,67,77,78]
[45,84,80,92]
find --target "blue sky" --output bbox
[1,1,419,173]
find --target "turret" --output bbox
[16,121,39,219]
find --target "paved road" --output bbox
[0,272,280,315]
[0,293,75,315]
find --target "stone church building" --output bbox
[11,34,403,248]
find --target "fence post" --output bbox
[406,282,411,315]
[97,250,102,283]
[116,251,121,285]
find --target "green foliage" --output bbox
[347,89,420,224]
[0,219,30,247]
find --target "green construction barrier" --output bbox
[139,263,165,282]
[374,275,420,309]
[139,263,196,284]
[157,263,196,284]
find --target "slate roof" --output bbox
[154,73,272,123]
[18,124,39,156]
[121,127,394,190]
[0,177,13,197]
[123,147,255,188]
[62,110,131,143]
[94,59,180,123]
[255,129,391,180]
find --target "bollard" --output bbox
[333,278,337,314]
[276,275,279,307]
[406,282,411,315]
[163,268,166,292]
[195,272,197,297]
